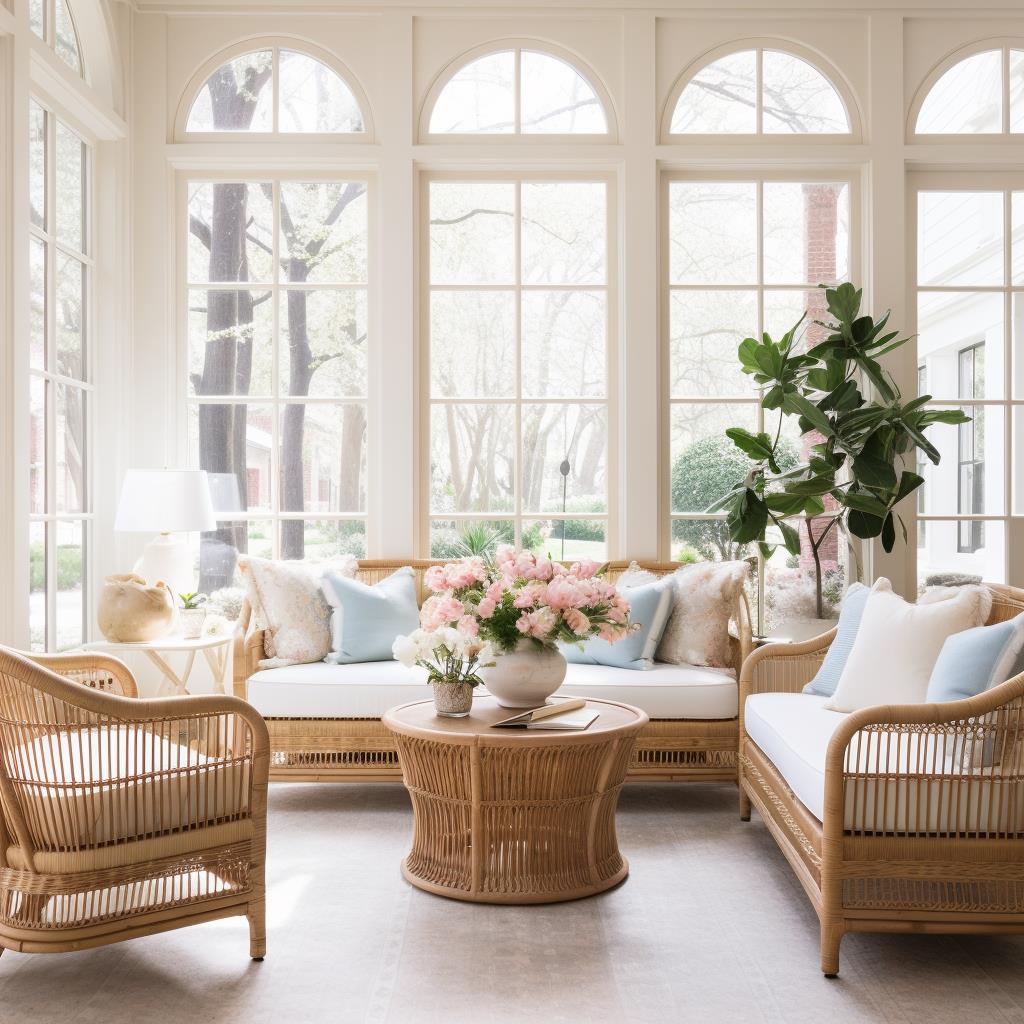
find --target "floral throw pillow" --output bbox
[655,561,748,669]
[240,555,358,669]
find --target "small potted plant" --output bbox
[178,592,208,640]
[393,627,495,718]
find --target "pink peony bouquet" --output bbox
[411,546,637,654]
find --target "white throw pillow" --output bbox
[655,560,748,669]
[825,578,993,713]
[240,555,358,669]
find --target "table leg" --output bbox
[145,649,196,696]
[201,643,229,695]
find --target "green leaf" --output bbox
[778,520,802,556]
[784,393,834,438]
[852,451,897,490]
[726,427,776,466]
[785,476,836,497]
[847,508,884,539]
[881,511,896,552]
[728,491,769,543]
[765,492,805,515]
[894,470,924,504]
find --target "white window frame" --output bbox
[909,40,1024,141]
[419,40,618,144]
[661,39,861,144]
[909,170,1024,587]
[175,169,378,563]
[661,167,861,631]
[418,169,619,558]
[174,38,375,144]
[28,96,95,651]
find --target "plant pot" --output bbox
[179,608,207,640]
[479,639,568,709]
[432,680,474,718]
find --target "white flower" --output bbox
[392,633,420,668]
[202,614,230,637]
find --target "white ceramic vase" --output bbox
[179,607,207,640]
[480,639,567,708]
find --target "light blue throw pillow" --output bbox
[926,613,1024,703]
[561,577,674,671]
[321,566,420,665]
[802,583,870,698]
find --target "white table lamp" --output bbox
[115,469,217,597]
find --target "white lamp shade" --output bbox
[115,469,217,534]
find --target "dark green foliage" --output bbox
[717,283,969,611]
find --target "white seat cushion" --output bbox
[558,661,737,719]
[247,659,738,720]
[247,660,431,717]
[14,728,250,847]
[745,692,1024,833]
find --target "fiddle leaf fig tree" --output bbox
[711,283,970,619]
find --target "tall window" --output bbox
[29,100,92,650]
[29,0,83,76]
[182,49,370,588]
[425,177,611,559]
[665,175,851,630]
[914,186,1020,586]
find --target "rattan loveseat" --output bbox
[0,647,269,959]
[738,582,1024,976]
[233,560,752,783]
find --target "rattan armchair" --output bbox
[738,583,1024,976]
[0,646,269,959]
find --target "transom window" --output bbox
[29,99,92,651]
[669,47,851,135]
[914,184,1023,588]
[915,47,1024,135]
[29,0,83,76]
[185,47,365,134]
[427,48,609,135]
[425,177,612,559]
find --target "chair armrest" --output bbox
[739,629,835,705]
[232,600,266,700]
[25,651,139,698]
[822,671,1024,838]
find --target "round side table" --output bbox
[382,695,648,904]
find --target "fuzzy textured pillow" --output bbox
[655,561,748,668]
[825,578,992,713]
[240,555,358,669]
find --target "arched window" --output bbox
[184,46,366,134]
[667,46,852,136]
[426,46,610,136]
[30,0,84,76]
[914,46,1024,135]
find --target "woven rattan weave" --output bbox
[234,560,751,784]
[737,582,1024,976]
[383,695,647,903]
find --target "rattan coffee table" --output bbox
[382,695,648,904]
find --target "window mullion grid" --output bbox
[755,49,764,136]
[514,50,522,134]
[754,180,767,634]
[1003,48,1012,137]
[271,179,281,558]
[514,179,523,550]
[44,106,57,650]
[272,48,280,135]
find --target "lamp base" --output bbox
[133,533,195,598]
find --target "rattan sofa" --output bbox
[738,582,1024,977]
[233,559,752,783]
[0,647,269,958]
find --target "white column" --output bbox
[373,12,417,557]
[865,13,914,598]
[620,13,660,560]
[0,12,30,645]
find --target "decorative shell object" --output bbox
[97,574,175,642]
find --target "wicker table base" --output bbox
[383,695,648,904]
